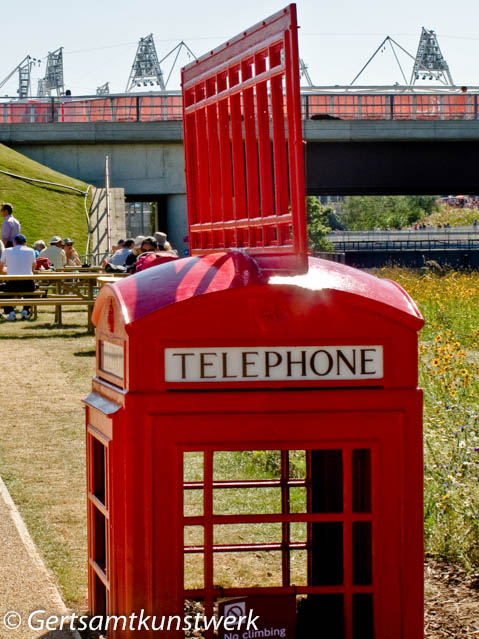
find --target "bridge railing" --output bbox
[0,92,478,124]
[328,229,479,252]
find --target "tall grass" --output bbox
[380,268,479,568]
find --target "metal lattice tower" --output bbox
[410,28,453,85]
[126,34,165,91]
[18,57,38,98]
[299,58,313,87]
[37,47,64,97]
[0,55,40,98]
[97,82,110,95]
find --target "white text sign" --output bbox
[165,346,383,383]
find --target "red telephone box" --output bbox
[85,5,424,638]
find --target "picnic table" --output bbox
[0,272,127,330]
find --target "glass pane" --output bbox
[353,594,374,639]
[214,551,282,587]
[290,550,307,585]
[352,449,372,513]
[184,490,203,517]
[213,450,281,480]
[290,486,307,513]
[126,201,153,237]
[311,450,343,513]
[289,449,306,478]
[214,523,281,545]
[184,554,204,589]
[311,522,343,585]
[184,452,203,482]
[94,509,106,572]
[184,526,203,546]
[297,595,344,639]
[213,487,281,515]
[93,573,107,617]
[92,437,106,505]
[290,522,307,542]
[353,522,372,585]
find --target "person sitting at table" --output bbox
[0,233,36,321]
[154,231,178,257]
[63,238,82,266]
[33,240,46,258]
[107,238,135,267]
[40,236,66,270]
[134,236,179,273]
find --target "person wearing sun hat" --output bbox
[39,236,67,270]
[63,238,82,266]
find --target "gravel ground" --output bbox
[424,559,479,638]
[73,559,479,638]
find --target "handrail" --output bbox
[0,91,478,123]
[327,230,479,252]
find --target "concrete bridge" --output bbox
[2,98,479,253]
[3,119,479,195]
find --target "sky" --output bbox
[1,0,479,96]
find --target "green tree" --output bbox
[306,197,333,252]
[339,195,437,230]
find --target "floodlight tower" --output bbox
[0,55,40,98]
[97,82,110,95]
[37,47,64,96]
[410,28,453,85]
[126,34,165,91]
[299,58,313,87]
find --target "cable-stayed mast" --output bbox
[410,28,453,85]
[126,34,165,91]
[37,47,64,96]
[351,36,415,85]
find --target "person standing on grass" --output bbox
[0,233,36,321]
[1,203,20,248]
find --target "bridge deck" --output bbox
[1,90,479,124]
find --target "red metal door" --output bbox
[152,409,408,638]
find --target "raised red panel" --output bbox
[181,4,308,276]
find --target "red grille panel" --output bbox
[181,4,308,275]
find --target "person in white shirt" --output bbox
[0,233,36,321]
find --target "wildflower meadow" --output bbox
[380,268,479,570]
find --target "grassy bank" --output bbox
[0,144,90,253]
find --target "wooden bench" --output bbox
[0,293,96,327]
[0,290,47,320]
[0,272,106,331]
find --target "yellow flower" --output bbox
[432,359,440,367]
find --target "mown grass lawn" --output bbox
[0,269,478,611]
